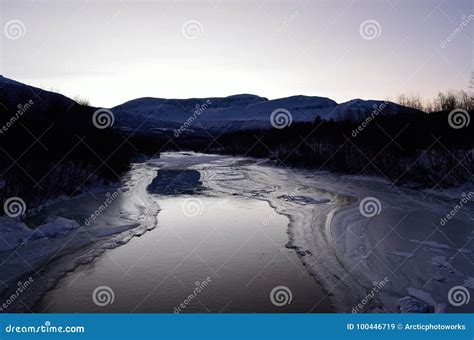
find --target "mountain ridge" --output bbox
[0,76,423,134]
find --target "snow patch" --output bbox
[31,217,79,239]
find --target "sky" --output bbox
[0,0,472,107]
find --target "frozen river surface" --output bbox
[1,152,472,313]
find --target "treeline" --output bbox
[0,90,164,214]
[396,90,474,112]
[184,109,473,188]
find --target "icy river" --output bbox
[39,196,330,312]
[0,152,472,313]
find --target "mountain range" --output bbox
[0,76,422,135]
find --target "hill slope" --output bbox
[112,93,421,134]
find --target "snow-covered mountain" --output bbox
[112,94,422,134]
[0,76,422,135]
[112,94,339,133]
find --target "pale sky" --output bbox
[1,0,472,107]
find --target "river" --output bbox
[5,152,471,313]
[38,154,332,312]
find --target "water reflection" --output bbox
[39,196,332,313]
[147,170,203,195]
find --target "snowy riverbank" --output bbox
[0,152,472,312]
[190,153,473,312]
[0,162,160,311]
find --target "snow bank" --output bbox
[0,218,32,252]
[0,162,160,311]
[189,152,474,313]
